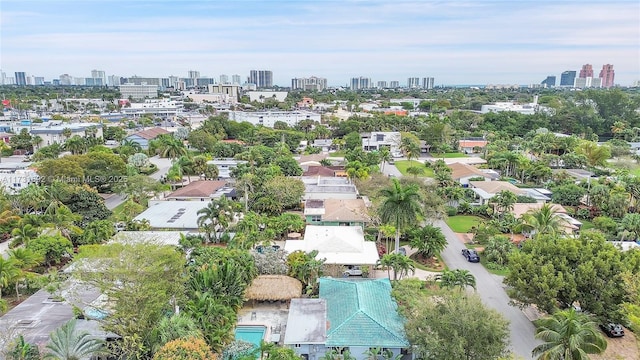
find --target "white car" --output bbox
[343,265,363,276]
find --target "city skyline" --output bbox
[1,1,639,86]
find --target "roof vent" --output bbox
[16,319,38,328]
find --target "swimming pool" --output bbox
[234,325,267,349]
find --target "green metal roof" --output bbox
[319,278,409,348]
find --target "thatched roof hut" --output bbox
[245,275,303,301]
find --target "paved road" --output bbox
[148,156,173,180]
[103,156,173,210]
[435,219,540,359]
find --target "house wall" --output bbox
[290,345,402,360]
[305,217,365,229]
[125,134,150,149]
[303,192,358,200]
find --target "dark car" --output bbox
[461,249,480,263]
[600,323,624,338]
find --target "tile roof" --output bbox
[298,154,328,165]
[512,203,567,218]
[448,162,489,180]
[469,181,525,195]
[167,180,227,199]
[320,278,409,348]
[322,199,370,222]
[303,166,336,177]
[132,127,170,140]
[459,140,488,148]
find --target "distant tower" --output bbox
[541,76,556,87]
[14,72,26,86]
[188,70,200,79]
[579,64,593,78]
[599,64,615,88]
[231,75,241,85]
[219,74,229,84]
[560,71,576,86]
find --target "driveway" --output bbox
[435,219,540,359]
[148,156,173,180]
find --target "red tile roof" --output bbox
[133,127,170,140]
[167,180,227,199]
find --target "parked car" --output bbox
[343,265,363,277]
[600,323,625,338]
[461,249,480,263]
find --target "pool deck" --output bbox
[237,302,290,345]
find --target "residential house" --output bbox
[0,162,39,194]
[469,181,550,205]
[124,127,170,149]
[284,278,410,360]
[28,122,103,146]
[311,139,333,152]
[512,203,582,236]
[304,199,370,229]
[458,139,488,154]
[165,180,232,201]
[302,177,358,200]
[448,162,495,186]
[297,154,329,167]
[361,132,401,154]
[0,132,13,143]
[285,225,379,271]
[206,158,248,178]
[134,200,208,230]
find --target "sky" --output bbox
[1,0,639,86]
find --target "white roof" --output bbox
[134,201,209,229]
[284,225,379,265]
[109,231,188,246]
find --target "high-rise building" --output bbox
[0,70,6,85]
[407,77,421,88]
[291,76,327,91]
[377,81,388,88]
[560,71,576,86]
[248,70,273,88]
[59,74,72,85]
[599,64,615,88]
[350,77,372,90]
[14,72,26,86]
[219,74,229,84]
[422,77,435,89]
[232,75,241,85]
[574,77,601,89]
[541,76,556,87]
[108,75,122,87]
[91,69,106,85]
[579,64,593,78]
[188,70,200,79]
[389,81,400,88]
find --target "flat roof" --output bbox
[134,200,209,229]
[0,283,105,347]
[284,299,327,344]
[109,231,189,246]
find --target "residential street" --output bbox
[435,219,540,359]
[104,156,173,210]
[381,158,539,358]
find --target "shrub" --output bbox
[446,206,458,217]
[153,337,215,360]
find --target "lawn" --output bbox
[430,152,468,158]
[328,150,346,157]
[480,256,510,276]
[445,215,482,233]
[394,160,434,177]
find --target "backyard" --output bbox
[394,160,434,177]
[445,215,483,233]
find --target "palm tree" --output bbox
[379,179,424,253]
[63,135,87,155]
[0,141,10,163]
[406,165,424,178]
[10,224,39,248]
[532,308,607,360]
[377,253,415,281]
[409,224,447,259]
[490,190,518,219]
[42,203,82,240]
[160,138,188,160]
[7,334,40,360]
[7,248,42,299]
[197,196,234,243]
[378,147,391,172]
[44,319,105,360]
[0,208,20,226]
[0,257,19,301]
[436,269,476,290]
[521,204,568,238]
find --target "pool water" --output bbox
[234,325,266,349]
